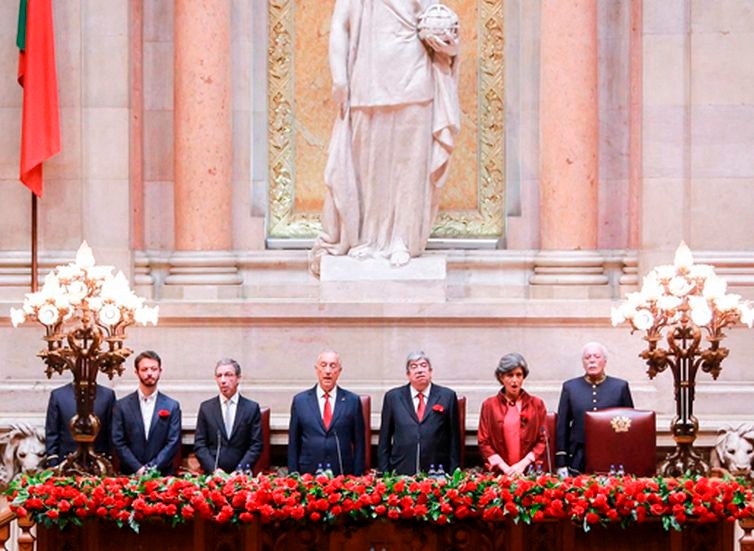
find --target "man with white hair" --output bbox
[555,342,634,476]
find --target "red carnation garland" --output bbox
[7,471,754,533]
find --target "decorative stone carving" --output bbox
[0,423,45,487]
[711,424,754,476]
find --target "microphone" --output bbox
[541,425,553,473]
[213,429,222,472]
[333,429,345,476]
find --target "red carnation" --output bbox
[432,404,444,413]
[158,409,170,418]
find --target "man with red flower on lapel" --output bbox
[378,351,460,475]
[112,350,182,475]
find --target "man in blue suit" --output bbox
[193,358,263,473]
[111,350,182,475]
[288,350,366,475]
[45,382,117,466]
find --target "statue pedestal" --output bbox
[319,255,446,302]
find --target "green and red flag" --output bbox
[17,0,61,197]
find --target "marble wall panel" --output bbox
[53,0,83,109]
[0,181,32,249]
[643,34,688,107]
[691,105,754,179]
[83,34,129,108]
[36,179,83,250]
[692,32,754,106]
[639,178,687,256]
[643,0,689,35]
[642,105,687,179]
[83,108,130,180]
[144,180,175,250]
[143,110,174,181]
[144,0,173,42]
[144,41,174,111]
[0,108,21,180]
[691,0,754,33]
[690,178,754,250]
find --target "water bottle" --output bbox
[428,464,437,477]
[617,464,625,477]
[315,463,324,475]
[437,464,446,478]
[608,464,616,476]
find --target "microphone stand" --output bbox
[542,426,552,473]
[334,429,345,475]
[213,429,222,472]
[415,437,421,475]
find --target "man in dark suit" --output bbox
[556,341,634,475]
[45,382,116,466]
[378,351,460,475]
[111,350,182,475]
[194,358,263,473]
[288,350,365,475]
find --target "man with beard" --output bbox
[111,350,182,475]
[555,342,634,476]
[194,358,263,473]
[378,351,460,475]
[288,350,366,475]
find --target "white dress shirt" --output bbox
[317,385,338,418]
[138,389,157,436]
[220,392,239,436]
[411,383,432,414]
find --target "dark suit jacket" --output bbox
[194,394,263,473]
[111,391,182,475]
[555,375,634,472]
[378,383,460,475]
[288,385,365,476]
[45,383,116,466]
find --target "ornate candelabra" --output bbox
[612,243,753,476]
[10,242,158,476]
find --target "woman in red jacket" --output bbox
[478,353,547,475]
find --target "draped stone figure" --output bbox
[309,0,461,276]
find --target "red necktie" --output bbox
[416,392,426,421]
[323,392,332,429]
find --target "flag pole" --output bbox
[31,191,38,291]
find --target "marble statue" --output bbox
[310,0,461,276]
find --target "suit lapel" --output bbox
[209,397,227,439]
[401,385,420,424]
[424,385,442,422]
[147,392,163,442]
[330,387,346,429]
[229,397,245,439]
[306,386,327,432]
[129,393,147,444]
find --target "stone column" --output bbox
[166,0,240,299]
[531,0,607,295]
